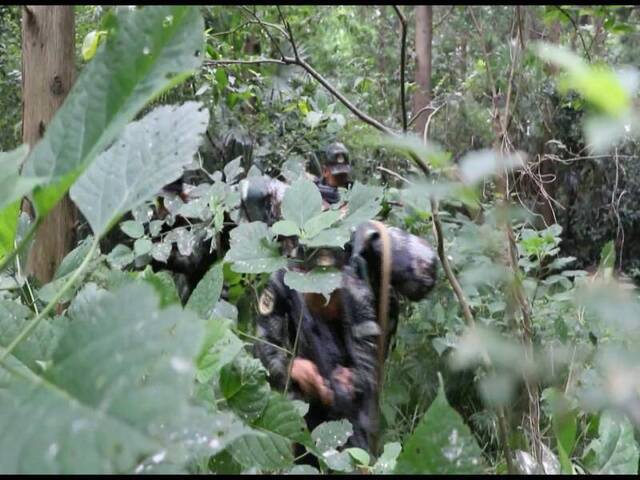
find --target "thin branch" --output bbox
[393,5,408,132]
[238,5,287,60]
[433,5,456,31]
[204,58,286,66]
[553,6,592,62]
[430,201,474,327]
[377,166,411,184]
[277,6,299,60]
[208,21,251,38]
[294,56,396,136]
[408,105,432,128]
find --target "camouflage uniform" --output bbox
[254,223,438,451]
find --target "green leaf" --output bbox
[311,419,353,453]
[220,355,270,422]
[0,300,68,373]
[284,268,342,296]
[120,220,145,239]
[305,111,324,128]
[230,394,312,471]
[70,102,208,237]
[186,262,224,319]
[134,237,153,257]
[321,448,353,472]
[535,42,631,116]
[302,227,352,249]
[271,220,301,237]
[195,318,244,383]
[372,442,402,474]
[287,464,319,474]
[585,411,639,474]
[22,6,204,217]
[0,145,37,258]
[106,244,134,269]
[281,178,323,229]
[395,381,485,474]
[303,210,341,239]
[340,181,383,229]
[0,284,209,473]
[81,30,107,61]
[0,201,20,260]
[0,145,39,212]
[53,236,95,280]
[346,447,370,466]
[458,149,526,184]
[137,267,180,308]
[224,222,288,274]
[379,133,451,169]
[598,240,615,272]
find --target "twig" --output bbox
[433,5,456,31]
[208,21,251,38]
[204,58,286,66]
[430,200,474,327]
[276,6,299,60]
[553,6,592,62]
[377,166,411,184]
[393,5,408,132]
[238,5,287,60]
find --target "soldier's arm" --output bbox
[253,272,291,390]
[341,270,380,398]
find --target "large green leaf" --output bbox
[0,283,213,473]
[229,394,313,471]
[186,261,224,319]
[394,382,485,474]
[21,6,204,217]
[535,43,632,117]
[284,268,342,296]
[70,102,208,237]
[0,145,37,211]
[458,149,525,185]
[339,182,383,230]
[224,222,288,274]
[220,355,271,423]
[281,178,323,229]
[195,318,244,384]
[0,145,36,258]
[311,419,353,453]
[585,411,639,474]
[0,301,67,373]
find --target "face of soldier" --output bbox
[322,154,350,188]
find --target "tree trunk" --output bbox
[22,6,76,283]
[413,5,432,135]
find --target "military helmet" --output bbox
[324,142,351,175]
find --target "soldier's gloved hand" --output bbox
[291,358,334,406]
[331,366,354,399]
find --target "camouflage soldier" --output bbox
[248,147,438,455]
[313,141,352,206]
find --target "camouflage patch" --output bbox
[258,288,275,315]
[352,320,381,338]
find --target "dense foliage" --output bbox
[1,5,640,474]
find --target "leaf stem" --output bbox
[0,236,100,364]
[0,218,40,274]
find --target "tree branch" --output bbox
[238,5,287,60]
[204,58,287,66]
[277,6,299,60]
[393,5,408,132]
[553,6,592,62]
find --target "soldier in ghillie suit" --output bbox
[244,143,439,456]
